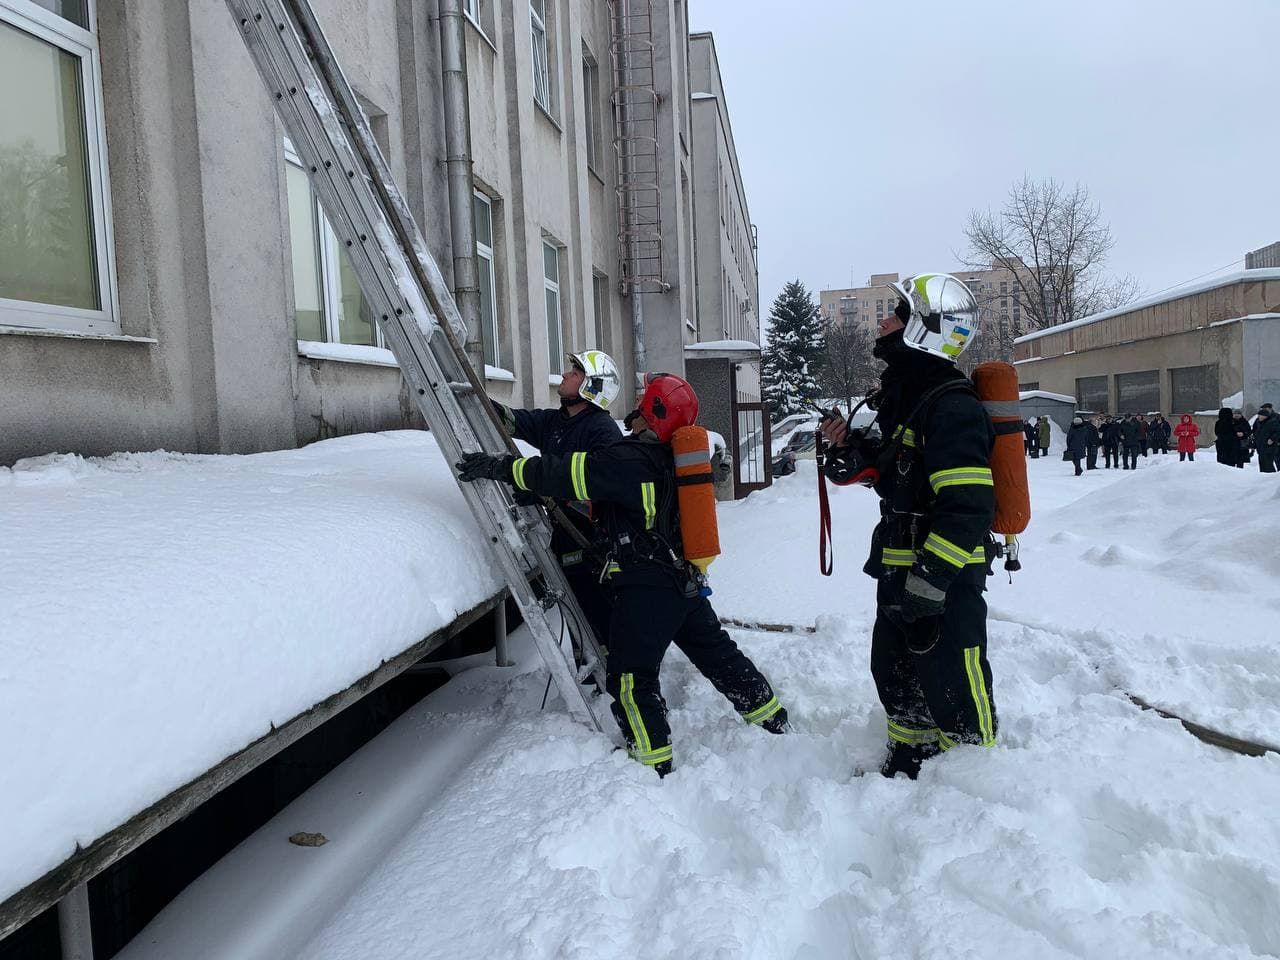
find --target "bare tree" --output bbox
[965,177,1140,350]
[816,317,882,411]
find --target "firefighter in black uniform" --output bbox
[819,273,998,779]
[459,373,787,776]
[494,350,623,641]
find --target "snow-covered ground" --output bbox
[116,445,1280,960]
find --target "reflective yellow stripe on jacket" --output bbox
[641,481,656,529]
[923,531,983,569]
[570,451,589,500]
[512,457,530,491]
[928,466,993,494]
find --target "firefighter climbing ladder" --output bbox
[225,0,606,729]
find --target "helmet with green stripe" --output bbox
[887,273,980,362]
[567,350,621,411]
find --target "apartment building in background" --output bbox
[0,0,758,484]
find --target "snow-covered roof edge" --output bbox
[1019,390,1074,404]
[685,339,760,352]
[1013,268,1280,345]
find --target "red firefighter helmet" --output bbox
[638,373,699,442]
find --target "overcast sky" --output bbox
[689,0,1280,310]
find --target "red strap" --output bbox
[818,437,834,577]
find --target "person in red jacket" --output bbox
[1174,414,1200,462]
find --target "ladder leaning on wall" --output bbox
[224,0,608,730]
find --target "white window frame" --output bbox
[582,46,602,171]
[543,240,562,371]
[0,0,120,335]
[473,190,499,368]
[463,0,480,23]
[284,139,384,350]
[530,0,551,112]
[591,270,608,349]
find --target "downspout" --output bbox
[438,0,485,373]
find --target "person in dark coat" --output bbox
[1232,411,1252,467]
[1254,404,1280,473]
[1120,414,1142,470]
[1100,416,1121,469]
[1065,417,1090,476]
[1215,408,1240,466]
[1085,416,1101,469]
[1137,415,1150,457]
[1174,414,1200,461]
[1023,419,1038,458]
[1149,414,1171,454]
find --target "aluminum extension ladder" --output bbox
[225,0,607,729]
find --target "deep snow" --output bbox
[118,444,1280,960]
[0,432,504,905]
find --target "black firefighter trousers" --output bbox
[872,566,997,776]
[606,583,783,772]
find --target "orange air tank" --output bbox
[971,361,1032,536]
[670,425,720,572]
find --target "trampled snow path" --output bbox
[125,447,1280,960]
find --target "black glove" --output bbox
[900,568,947,622]
[455,452,516,484]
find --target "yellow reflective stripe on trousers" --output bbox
[924,531,972,569]
[742,695,781,725]
[618,673,653,756]
[887,719,939,745]
[631,744,673,766]
[512,457,530,491]
[963,646,996,746]
[965,545,987,565]
[570,451,589,500]
[928,466,994,493]
[882,548,917,567]
[641,481,656,529]
[938,732,957,751]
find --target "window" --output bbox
[1170,364,1219,414]
[0,2,118,334]
[474,192,498,367]
[1019,382,1040,391]
[1075,375,1110,413]
[530,0,551,112]
[582,47,603,171]
[1116,369,1159,414]
[543,240,562,369]
[463,0,480,22]
[284,141,377,347]
[591,271,609,350]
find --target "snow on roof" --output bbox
[1210,312,1280,328]
[0,432,505,905]
[684,339,760,352]
[1019,390,1075,404]
[1013,268,1280,344]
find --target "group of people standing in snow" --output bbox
[1214,405,1280,471]
[1029,406,1280,477]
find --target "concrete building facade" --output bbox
[0,0,748,468]
[683,31,766,496]
[1012,269,1280,429]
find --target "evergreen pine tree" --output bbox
[761,280,825,420]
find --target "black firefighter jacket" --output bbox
[854,332,996,597]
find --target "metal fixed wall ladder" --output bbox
[224,0,607,730]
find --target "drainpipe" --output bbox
[438,0,484,373]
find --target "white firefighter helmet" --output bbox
[887,273,980,362]
[568,350,622,411]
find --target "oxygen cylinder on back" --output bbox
[670,425,720,573]
[971,361,1032,545]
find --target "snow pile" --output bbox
[123,448,1280,960]
[0,432,503,905]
